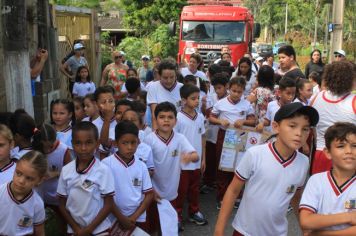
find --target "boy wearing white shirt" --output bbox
[175,84,207,230]
[299,122,356,235]
[215,102,319,236]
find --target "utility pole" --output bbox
[324,4,331,60]
[329,0,345,63]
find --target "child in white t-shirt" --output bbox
[72,66,96,97]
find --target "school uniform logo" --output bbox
[82,179,94,189]
[286,184,296,194]
[345,199,356,210]
[172,149,178,157]
[132,178,142,187]
[18,216,33,227]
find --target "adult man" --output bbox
[333,49,346,61]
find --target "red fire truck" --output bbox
[174,0,260,67]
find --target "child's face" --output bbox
[239,62,250,75]
[188,57,199,71]
[160,69,176,89]
[0,136,13,162]
[72,130,98,160]
[222,54,231,62]
[84,99,99,118]
[184,92,200,109]
[325,134,356,172]
[122,111,140,129]
[115,105,131,122]
[156,111,176,133]
[116,134,139,160]
[12,160,42,196]
[299,83,313,100]
[74,101,85,121]
[272,115,311,151]
[278,53,294,70]
[79,68,89,80]
[97,93,115,112]
[279,87,296,105]
[52,103,72,128]
[229,84,244,102]
[213,84,227,99]
[127,70,138,79]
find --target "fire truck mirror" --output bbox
[168,22,177,36]
[253,23,261,39]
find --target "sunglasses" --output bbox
[114,55,123,59]
[334,54,343,58]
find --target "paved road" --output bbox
[179,189,302,236]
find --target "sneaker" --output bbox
[234,199,241,209]
[189,211,208,225]
[216,202,221,210]
[178,222,184,232]
[287,205,293,214]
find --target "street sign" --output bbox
[328,23,334,33]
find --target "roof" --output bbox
[98,16,134,32]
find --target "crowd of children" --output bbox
[0,45,355,236]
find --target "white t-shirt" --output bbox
[300,171,356,231]
[265,100,281,131]
[12,146,32,160]
[211,96,254,129]
[56,126,72,149]
[146,81,183,110]
[102,154,153,222]
[0,159,16,186]
[143,131,195,201]
[36,141,69,206]
[92,116,117,154]
[57,158,115,234]
[311,91,356,150]
[175,111,206,170]
[180,67,208,81]
[72,82,96,97]
[233,143,309,236]
[231,70,257,97]
[0,183,45,236]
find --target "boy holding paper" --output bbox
[209,76,255,209]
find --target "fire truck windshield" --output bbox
[182,21,245,42]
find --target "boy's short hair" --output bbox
[211,72,230,86]
[229,76,246,89]
[158,59,177,76]
[183,75,197,84]
[125,78,141,94]
[218,60,235,77]
[278,45,296,60]
[180,84,200,99]
[208,64,222,77]
[279,76,296,90]
[115,99,133,110]
[324,122,356,149]
[115,120,139,140]
[72,121,99,140]
[131,100,147,114]
[154,102,177,118]
[94,86,115,101]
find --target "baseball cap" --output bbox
[333,49,346,57]
[141,55,150,60]
[119,51,126,56]
[256,56,264,61]
[274,102,319,126]
[73,43,85,50]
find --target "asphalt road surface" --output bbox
[179,189,302,236]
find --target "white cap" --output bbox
[141,55,150,60]
[256,56,264,61]
[333,49,345,57]
[73,43,85,50]
[119,51,125,56]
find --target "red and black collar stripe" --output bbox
[76,157,96,174]
[155,130,174,146]
[268,142,297,168]
[7,182,33,205]
[59,125,72,133]
[114,153,135,168]
[327,170,355,196]
[160,81,177,92]
[180,110,197,121]
[0,159,15,172]
[322,91,350,104]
